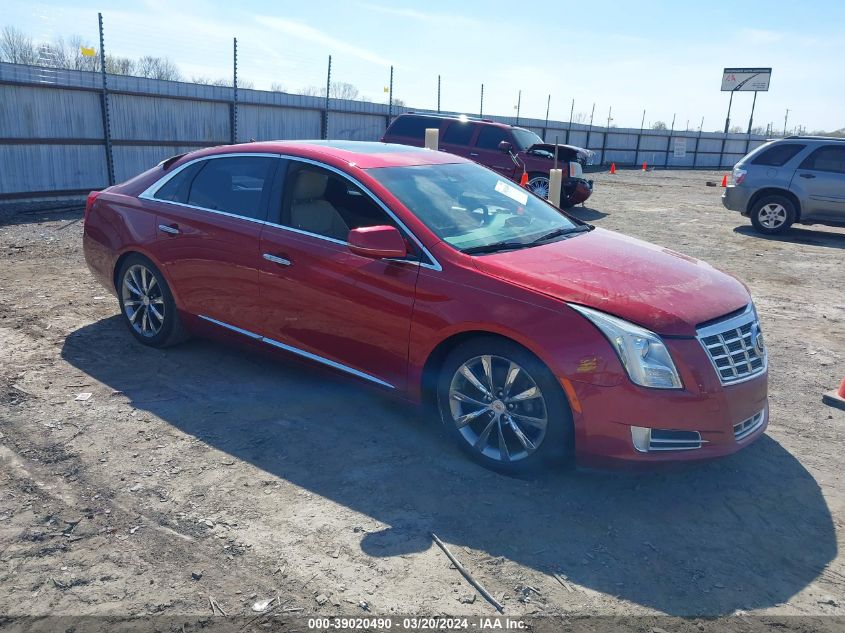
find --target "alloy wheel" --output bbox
[758,203,787,229]
[527,176,550,199]
[121,264,166,338]
[448,355,548,463]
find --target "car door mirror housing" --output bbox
[348,225,408,259]
[498,140,513,153]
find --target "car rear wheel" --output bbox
[750,195,795,235]
[437,337,573,473]
[526,174,550,199]
[117,254,187,347]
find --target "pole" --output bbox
[515,90,521,126]
[783,108,790,137]
[724,89,734,133]
[746,91,758,154]
[323,55,331,140]
[665,113,675,169]
[232,37,238,144]
[587,102,595,160]
[98,12,114,186]
[634,109,645,167]
[600,106,611,165]
[437,74,441,113]
[388,65,394,121]
[543,93,551,141]
[566,98,574,144]
[479,84,484,118]
[692,116,703,168]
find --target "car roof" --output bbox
[180,140,468,169]
[394,112,515,130]
[782,135,845,142]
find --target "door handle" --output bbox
[469,152,480,157]
[158,224,180,235]
[799,173,816,179]
[263,253,291,266]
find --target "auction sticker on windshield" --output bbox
[495,180,528,205]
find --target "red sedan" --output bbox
[83,141,768,471]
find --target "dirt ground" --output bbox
[1,169,844,625]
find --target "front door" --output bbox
[471,126,519,179]
[258,160,421,391]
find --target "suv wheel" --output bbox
[750,195,795,235]
[436,336,573,473]
[526,174,550,199]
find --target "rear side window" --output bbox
[153,162,204,203]
[751,143,805,167]
[475,126,511,150]
[186,156,278,220]
[442,122,476,146]
[799,145,845,173]
[386,115,441,140]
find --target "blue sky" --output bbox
[6,0,843,132]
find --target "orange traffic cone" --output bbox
[642,161,647,171]
[823,377,845,411]
[610,163,617,174]
[721,174,728,187]
[519,171,529,187]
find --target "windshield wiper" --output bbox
[529,224,594,245]
[462,240,530,255]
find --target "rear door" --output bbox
[471,126,519,179]
[792,145,845,221]
[440,121,478,160]
[143,153,280,334]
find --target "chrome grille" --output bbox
[649,429,703,451]
[734,409,765,441]
[697,305,767,385]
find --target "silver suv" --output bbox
[722,136,845,234]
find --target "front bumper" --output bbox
[565,179,593,206]
[568,334,769,467]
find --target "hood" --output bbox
[472,228,750,336]
[526,143,594,164]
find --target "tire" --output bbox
[436,336,573,473]
[526,173,550,199]
[750,195,795,235]
[117,254,188,348]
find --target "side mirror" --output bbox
[498,140,513,153]
[348,225,408,259]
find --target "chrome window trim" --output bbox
[198,315,394,389]
[696,303,768,386]
[139,151,442,272]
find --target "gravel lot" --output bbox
[1,169,844,624]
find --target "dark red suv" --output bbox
[382,113,593,207]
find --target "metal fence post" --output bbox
[664,113,675,169]
[586,103,595,161]
[515,90,521,126]
[692,117,704,168]
[437,74,441,113]
[600,106,611,165]
[322,55,331,140]
[543,94,550,141]
[479,84,484,118]
[634,109,645,167]
[388,65,393,122]
[566,99,574,145]
[98,12,115,186]
[231,37,238,144]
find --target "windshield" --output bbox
[367,162,584,253]
[512,128,543,150]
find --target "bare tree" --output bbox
[651,121,667,130]
[106,55,135,75]
[270,82,286,92]
[136,56,182,81]
[296,81,360,100]
[0,26,37,64]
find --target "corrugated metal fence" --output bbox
[0,62,768,200]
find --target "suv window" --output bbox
[751,143,806,167]
[799,145,845,173]
[280,162,404,245]
[177,156,278,220]
[475,126,511,150]
[387,115,441,140]
[442,121,477,146]
[153,162,204,203]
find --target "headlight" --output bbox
[568,304,683,389]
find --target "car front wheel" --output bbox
[750,195,795,234]
[437,337,573,472]
[526,174,550,199]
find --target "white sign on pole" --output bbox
[673,138,686,159]
[721,68,772,92]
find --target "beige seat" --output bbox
[290,171,350,241]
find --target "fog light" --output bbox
[631,426,651,453]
